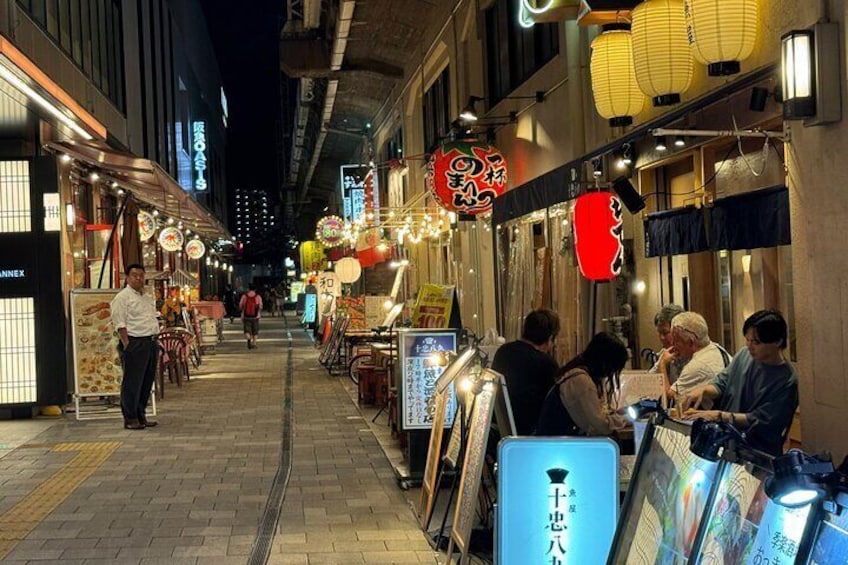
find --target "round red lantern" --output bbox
[573,192,624,281]
[426,141,507,214]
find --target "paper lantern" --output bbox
[590,24,647,127]
[426,141,507,214]
[573,192,624,281]
[158,227,184,252]
[315,215,346,248]
[685,0,758,76]
[137,211,156,241]
[335,257,362,283]
[632,0,693,107]
[185,239,206,260]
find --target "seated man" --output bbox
[649,304,685,390]
[492,309,560,435]
[683,310,799,456]
[668,312,730,401]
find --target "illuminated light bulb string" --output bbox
[58,152,234,270]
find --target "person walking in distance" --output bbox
[240,283,263,349]
[111,263,160,430]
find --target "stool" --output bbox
[358,365,379,405]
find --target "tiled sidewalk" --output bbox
[0,314,436,564]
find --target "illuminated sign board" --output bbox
[43,193,61,231]
[0,269,26,279]
[498,437,619,564]
[339,164,368,222]
[398,329,459,430]
[193,121,208,191]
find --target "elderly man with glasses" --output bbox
[668,311,731,402]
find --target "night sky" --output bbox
[201,0,284,198]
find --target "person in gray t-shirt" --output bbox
[682,310,798,456]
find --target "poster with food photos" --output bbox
[398,329,458,431]
[71,289,123,396]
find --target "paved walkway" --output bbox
[0,315,437,564]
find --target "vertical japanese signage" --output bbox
[43,193,60,231]
[193,121,208,191]
[339,164,370,223]
[497,437,619,564]
[398,329,458,430]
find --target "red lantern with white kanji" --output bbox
[426,141,507,214]
[573,192,624,281]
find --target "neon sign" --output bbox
[192,121,208,191]
[518,0,555,28]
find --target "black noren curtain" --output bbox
[709,185,790,251]
[644,207,708,258]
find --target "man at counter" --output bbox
[650,304,685,390]
[492,309,560,435]
[682,310,798,456]
[111,263,160,430]
[668,311,730,401]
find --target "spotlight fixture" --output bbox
[459,96,484,122]
[60,154,72,164]
[89,172,99,182]
[655,136,668,152]
[622,143,633,166]
[689,419,745,462]
[674,135,686,147]
[765,449,836,508]
[626,398,662,421]
[612,176,646,214]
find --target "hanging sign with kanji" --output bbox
[426,141,507,214]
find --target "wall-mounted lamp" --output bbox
[591,157,603,178]
[655,136,668,152]
[65,203,76,231]
[765,449,835,508]
[782,23,841,125]
[674,135,686,147]
[459,96,484,122]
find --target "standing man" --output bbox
[240,283,263,349]
[111,263,160,430]
[491,309,561,435]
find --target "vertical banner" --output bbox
[340,164,368,223]
[411,284,455,328]
[497,438,619,564]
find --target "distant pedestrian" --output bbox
[223,285,238,323]
[240,283,263,349]
[111,263,160,430]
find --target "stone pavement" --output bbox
[0,314,439,564]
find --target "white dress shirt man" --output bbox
[111,263,160,429]
[668,312,730,400]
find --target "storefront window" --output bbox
[0,161,31,233]
[0,298,37,404]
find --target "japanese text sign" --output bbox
[426,141,507,215]
[398,330,459,431]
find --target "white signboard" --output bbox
[43,193,61,231]
[398,329,459,430]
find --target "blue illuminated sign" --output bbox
[301,293,317,325]
[0,269,26,279]
[193,121,208,191]
[497,437,619,564]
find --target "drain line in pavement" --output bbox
[247,322,294,565]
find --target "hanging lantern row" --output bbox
[590,0,759,125]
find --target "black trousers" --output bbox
[120,336,157,421]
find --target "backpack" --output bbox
[243,294,258,318]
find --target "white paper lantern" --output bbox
[335,257,362,284]
[685,0,758,76]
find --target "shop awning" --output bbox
[45,139,231,241]
[644,206,709,257]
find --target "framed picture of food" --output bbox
[70,289,123,399]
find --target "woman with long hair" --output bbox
[535,332,629,436]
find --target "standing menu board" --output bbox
[448,373,498,563]
[70,289,122,397]
[397,329,459,431]
[301,293,317,325]
[419,347,478,527]
[497,437,619,564]
[609,421,721,564]
[808,493,848,564]
[697,462,812,564]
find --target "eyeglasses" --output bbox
[674,327,700,342]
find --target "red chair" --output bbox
[157,331,190,390]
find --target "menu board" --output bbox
[301,293,317,325]
[807,496,848,565]
[70,289,123,396]
[397,329,459,431]
[698,463,812,564]
[449,377,497,562]
[364,296,390,329]
[617,370,665,409]
[610,422,720,564]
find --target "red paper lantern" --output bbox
[426,141,507,214]
[573,192,624,281]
